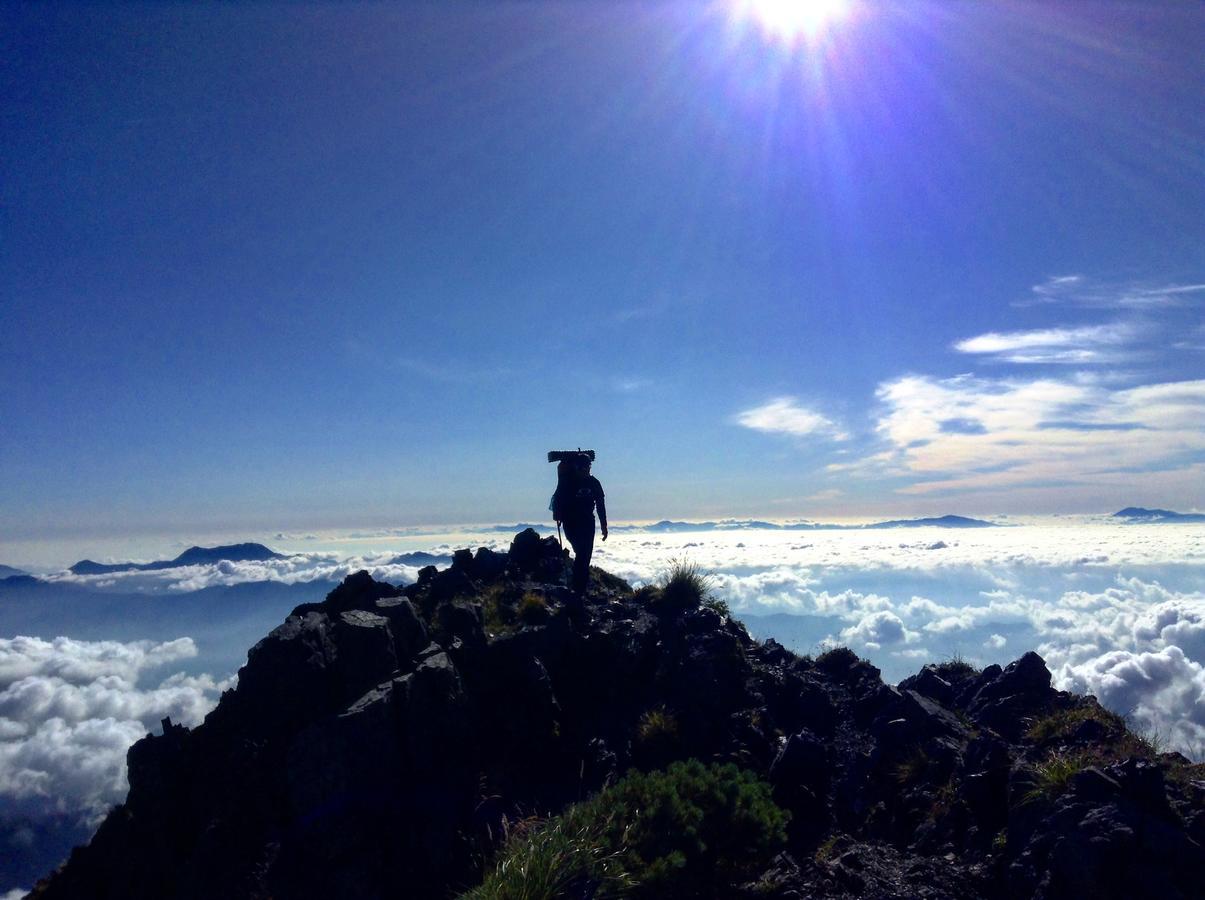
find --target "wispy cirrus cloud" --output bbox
[1024,275,1205,309]
[857,374,1205,498]
[954,321,1138,364]
[734,397,848,441]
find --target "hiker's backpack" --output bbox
[549,459,572,520]
[547,450,595,521]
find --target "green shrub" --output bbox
[894,748,932,787]
[479,584,512,633]
[636,706,679,745]
[465,761,788,898]
[580,760,787,895]
[701,595,730,617]
[657,559,713,613]
[1022,752,1091,805]
[517,592,550,624]
[1026,705,1124,744]
[931,653,978,681]
[632,584,661,604]
[814,646,859,672]
[459,814,633,900]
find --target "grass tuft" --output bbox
[1026,705,1125,744]
[657,558,714,613]
[463,761,787,898]
[1022,752,1091,805]
[516,592,549,624]
[459,814,633,900]
[636,706,679,745]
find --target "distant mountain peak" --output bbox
[69,542,285,575]
[1113,507,1205,523]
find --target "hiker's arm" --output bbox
[595,483,608,539]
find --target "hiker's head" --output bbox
[574,453,592,474]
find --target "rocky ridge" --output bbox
[32,529,1205,899]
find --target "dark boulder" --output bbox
[898,665,956,706]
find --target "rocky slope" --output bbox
[32,530,1205,899]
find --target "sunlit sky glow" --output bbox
[736,0,852,42]
[1,1,1203,555]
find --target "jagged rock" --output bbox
[899,665,956,706]
[770,728,831,844]
[373,596,428,663]
[436,599,485,650]
[505,527,563,580]
[331,609,398,701]
[323,569,401,612]
[470,546,507,580]
[967,652,1056,739]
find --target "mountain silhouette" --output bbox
[68,543,285,575]
[1113,507,1205,523]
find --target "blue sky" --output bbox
[2,1,1203,544]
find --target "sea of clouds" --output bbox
[2,518,1204,891]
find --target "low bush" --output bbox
[465,760,789,898]
[516,592,550,624]
[656,559,713,613]
[931,653,978,682]
[701,595,731,618]
[636,706,679,745]
[459,814,633,900]
[1026,705,1124,745]
[1022,752,1091,805]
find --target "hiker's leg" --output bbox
[566,518,594,592]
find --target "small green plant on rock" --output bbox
[464,760,788,899]
[516,592,549,624]
[1026,705,1124,745]
[479,584,513,634]
[636,706,679,745]
[932,652,978,681]
[657,558,714,613]
[701,595,731,617]
[814,834,842,862]
[1022,752,1091,805]
[459,813,633,900]
[815,646,859,671]
[895,748,933,787]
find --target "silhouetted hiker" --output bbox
[551,452,608,594]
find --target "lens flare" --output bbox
[741,0,851,41]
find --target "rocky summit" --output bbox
[32,529,1205,899]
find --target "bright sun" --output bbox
[742,0,851,41]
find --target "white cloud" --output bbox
[1055,647,1205,752]
[954,322,1136,364]
[44,553,431,595]
[0,636,196,685]
[0,637,229,825]
[840,611,917,650]
[734,397,848,440]
[1026,275,1205,309]
[588,523,1205,754]
[866,374,1205,499]
[807,489,844,501]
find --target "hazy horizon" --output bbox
[3,508,1195,571]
